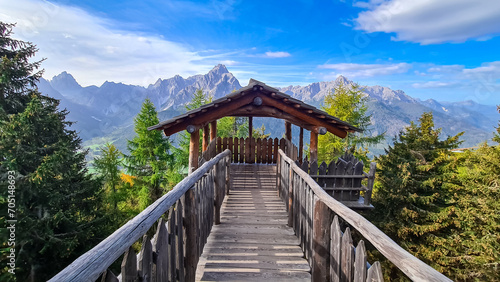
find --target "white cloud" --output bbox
[318,62,411,77]
[354,0,500,44]
[264,51,292,58]
[0,0,215,86]
[412,81,458,88]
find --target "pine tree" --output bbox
[368,112,463,279]
[318,81,383,163]
[0,22,103,281]
[126,99,173,210]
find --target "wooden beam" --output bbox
[162,95,254,136]
[260,95,347,138]
[189,129,199,174]
[210,120,217,140]
[285,121,292,141]
[310,130,318,163]
[202,124,209,152]
[299,127,304,161]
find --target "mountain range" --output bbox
[37,64,498,158]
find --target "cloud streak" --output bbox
[264,51,292,58]
[354,0,500,44]
[318,62,411,78]
[0,0,216,86]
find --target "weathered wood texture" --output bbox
[50,150,231,282]
[299,152,376,209]
[216,137,297,164]
[277,149,452,282]
[196,164,311,281]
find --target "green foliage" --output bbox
[318,81,384,163]
[365,108,500,281]
[494,105,500,143]
[126,99,173,210]
[0,22,43,119]
[217,116,249,138]
[175,89,213,172]
[0,22,104,281]
[252,124,271,139]
[93,143,123,212]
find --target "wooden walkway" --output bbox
[196,164,311,281]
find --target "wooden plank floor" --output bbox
[196,164,311,281]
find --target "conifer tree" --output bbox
[368,112,462,279]
[318,81,383,163]
[93,143,122,212]
[126,98,173,209]
[0,22,103,281]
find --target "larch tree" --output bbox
[318,81,383,163]
[93,143,123,213]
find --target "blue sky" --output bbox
[1,0,499,105]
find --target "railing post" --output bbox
[225,155,230,195]
[184,187,197,281]
[364,162,376,206]
[312,197,331,282]
[288,161,294,227]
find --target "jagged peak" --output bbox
[49,71,82,91]
[209,64,229,75]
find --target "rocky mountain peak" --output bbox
[50,71,82,93]
[209,64,229,76]
[334,75,351,85]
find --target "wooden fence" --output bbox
[212,137,298,164]
[50,150,232,282]
[297,153,376,209]
[277,149,452,282]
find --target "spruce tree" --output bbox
[126,99,173,209]
[318,81,383,163]
[368,112,462,279]
[0,22,103,281]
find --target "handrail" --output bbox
[278,149,451,282]
[50,149,232,282]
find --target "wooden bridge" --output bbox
[50,148,451,282]
[50,80,451,281]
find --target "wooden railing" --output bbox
[297,153,376,209]
[214,137,298,164]
[277,149,452,282]
[50,150,231,282]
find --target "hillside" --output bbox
[37,65,498,159]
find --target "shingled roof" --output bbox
[149,79,360,138]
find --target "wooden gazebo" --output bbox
[149,79,360,172]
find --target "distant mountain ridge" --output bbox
[37,65,497,158]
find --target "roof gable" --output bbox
[149,79,360,138]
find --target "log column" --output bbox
[299,127,304,162]
[202,124,210,152]
[310,130,318,163]
[210,120,217,141]
[188,127,200,174]
[285,121,292,141]
[248,117,253,138]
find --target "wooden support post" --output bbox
[299,127,304,162]
[202,124,209,152]
[210,120,217,141]
[184,187,197,281]
[189,129,200,175]
[310,130,318,163]
[285,121,292,141]
[312,197,331,282]
[248,116,253,138]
